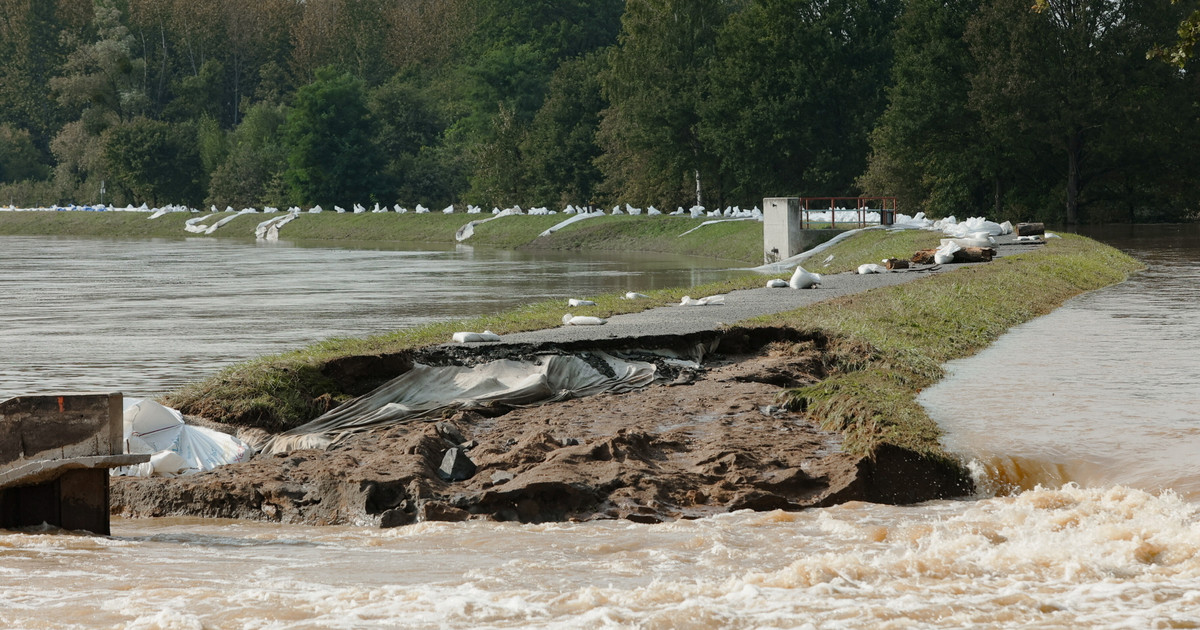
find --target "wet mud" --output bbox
[112,330,974,526]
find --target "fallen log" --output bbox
[911,247,996,265]
[884,258,910,270]
[1016,222,1045,236]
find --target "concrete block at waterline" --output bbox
[0,393,123,468]
[0,392,149,534]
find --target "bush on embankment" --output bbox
[750,233,1142,463]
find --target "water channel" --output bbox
[2,226,1199,628]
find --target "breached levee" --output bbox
[110,329,973,527]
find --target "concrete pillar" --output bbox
[763,197,803,263]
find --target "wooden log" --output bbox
[884,258,910,270]
[1016,222,1045,236]
[911,249,936,265]
[910,247,996,264]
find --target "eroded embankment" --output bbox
[111,328,973,526]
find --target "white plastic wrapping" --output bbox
[115,399,255,477]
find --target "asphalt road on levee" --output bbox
[461,235,1040,347]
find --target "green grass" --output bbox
[749,233,1143,461]
[802,228,946,274]
[0,210,767,261]
[530,215,765,263]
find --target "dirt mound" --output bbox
[112,339,973,526]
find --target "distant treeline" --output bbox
[1,0,1197,223]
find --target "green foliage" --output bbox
[521,53,607,208]
[0,123,48,183]
[1,1,1199,219]
[207,103,288,208]
[283,67,382,206]
[103,117,204,206]
[597,0,732,209]
[702,0,902,203]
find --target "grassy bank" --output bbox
[750,233,1142,461]
[163,227,949,430]
[0,210,770,263]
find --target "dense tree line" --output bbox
[1,0,1197,223]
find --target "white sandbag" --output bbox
[117,399,254,477]
[568,298,596,307]
[999,220,1014,235]
[679,295,724,306]
[150,451,189,476]
[766,279,789,288]
[623,292,649,299]
[563,314,607,325]
[788,266,821,289]
[452,330,501,343]
[934,240,962,265]
[857,263,887,274]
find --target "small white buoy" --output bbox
[563,314,606,326]
[568,298,596,307]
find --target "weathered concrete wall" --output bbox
[0,393,122,468]
[0,393,145,534]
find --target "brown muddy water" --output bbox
[4,227,1200,629]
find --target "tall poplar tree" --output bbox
[597,0,732,208]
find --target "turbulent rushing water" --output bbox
[3,227,1200,629]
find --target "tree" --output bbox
[521,53,607,207]
[207,103,289,207]
[103,117,204,206]
[0,123,49,183]
[597,0,733,208]
[282,67,382,206]
[858,0,992,217]
[967,0,1193,223]
[50,0,149,125]
[702,0,902,205]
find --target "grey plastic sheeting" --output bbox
[262,352,656,454]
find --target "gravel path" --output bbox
[470,235,1040,347]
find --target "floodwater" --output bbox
[4,227,1200,629]
[0,236,739,400]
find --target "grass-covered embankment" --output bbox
[163,227,949,431]
[0,210,772,264]
[749,233,1142,463]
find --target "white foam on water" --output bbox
[4,487,1199,628]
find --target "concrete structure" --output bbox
[0,393,148,534]
[762,197,844,263]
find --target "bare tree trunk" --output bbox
[694,169,702,207]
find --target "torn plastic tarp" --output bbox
[113,399,255,477]
[262,352,656,454]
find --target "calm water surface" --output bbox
[3,227,1200,629]
[0,236,739,399]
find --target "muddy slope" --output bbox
[112,335,973,526]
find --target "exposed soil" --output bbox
[111,336,974,527]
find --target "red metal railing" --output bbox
[798,197,898,228]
